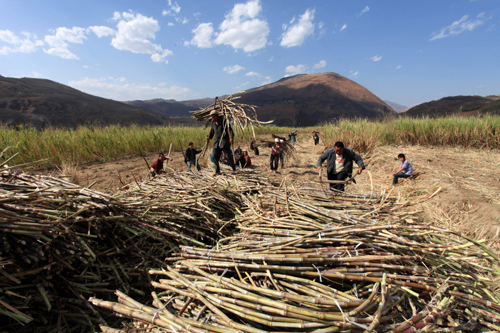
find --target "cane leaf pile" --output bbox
[0,169,261,331]
[89,171,500,332]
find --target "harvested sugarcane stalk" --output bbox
[190,93,273,137]
[90,167,500,332]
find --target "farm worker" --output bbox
[242,151,252,168]
[150,152,173,177]
[312,131,320,145]
[185,142,202,172]
[250,137,260,156]
[269,138,282,173]
[234,145,243,156]
[392,153,413,185]
[279,139,285,168]
[206,109,236,175]
[317,141,365,191]
[288,132,296,142]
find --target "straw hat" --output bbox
[275,138,279,142]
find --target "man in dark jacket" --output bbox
[206,110,236,175]
[185,142,202,171]
[317,141,365,191]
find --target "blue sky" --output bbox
[1,0,499,107]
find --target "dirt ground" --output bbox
[46,133,500,241]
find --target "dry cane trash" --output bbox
[89,168,500,332]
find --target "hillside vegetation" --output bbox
[0,76,167,128]
[405,95,500,116]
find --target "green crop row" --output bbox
[320,115,500,152]
[0,124,296,167]
[1,115,499,168]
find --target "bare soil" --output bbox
[47,134,500,240]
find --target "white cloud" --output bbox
[163,1,181,16]
[269,56,274,61]
[370,55,382,62]
[430,13,488,41]
[168,22,174,27]
[340,24,347,31]
[285,64,307,76]
[189,23,214,48]
[44,27,86,59]
[112,11,121,21]
[171,2,181,14]
[32,71,43,78]
[223,65,244,74]
[313,60,326,69]
[110,12,172,63]
[396,65,402,69]
[357,6,370,17]
[214,0,269,52]
[68,77,192,101]
[280,8,315,47]
[261,76,272,85]
[88,26,116,38]
[0,30,44,54]
[349,70,358,77]
[245,71,260,77]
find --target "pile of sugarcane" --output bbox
[90,182,500,332]
[0,168,273,332]
[190,94,272,136]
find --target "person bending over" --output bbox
[151,152,173,177]
[392,153,413,185]
[317,141,365,191]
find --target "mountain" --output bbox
[405,95,500,117]
[233,73,395,127]
[125,98,192,117]
[383,100,407,112]
[0,75,166,128]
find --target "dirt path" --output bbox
[47,134,500,239]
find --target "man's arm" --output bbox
[208,126,214,141]
[351,150,365,174]
[393,166,404,175]
[317,149,331,170]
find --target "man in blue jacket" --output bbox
[317,141,365,191]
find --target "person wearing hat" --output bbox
[269,138,282,173]
[185,142,202,172]
[206,109,236,175]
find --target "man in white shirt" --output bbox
[317,141,365,191]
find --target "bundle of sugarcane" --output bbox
[0,168,275,332]
[91,183,500,332]
[255,135,297,161]
[190,94,273,136]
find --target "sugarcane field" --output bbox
[0,95,499,333]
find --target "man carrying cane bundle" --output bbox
[206,109,236,176]
[317,141,365,191]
